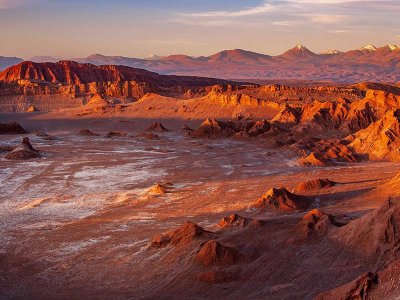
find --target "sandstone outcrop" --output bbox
[188,118,237,138]
[296,179,336,192]
[347,109,400,161]
[0,61,236,101]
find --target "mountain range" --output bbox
[2,44,400,83]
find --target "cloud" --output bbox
[307,14,348,24]
[170,18,232,27]
[330,29,349,33]
[182,3,274,18]
[272,21,296,27]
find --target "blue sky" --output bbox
[0,0,399,58]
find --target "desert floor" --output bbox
[1,113,399,299]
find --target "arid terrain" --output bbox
[1,61,400,299]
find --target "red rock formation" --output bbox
[188,118,237,138]
[296,179,336,192]
[271,104,301,129]
[347,109,400,161]
[0,61,236,100]
[189,118,273,139]
[26,104,38,112]
[247,120,271,137]
[298,139,360,166]
[332,198,400,257]
[253,187,310,212]
[195,240,243,266]
[301,209,344,238]
[150,221,210,248]
[218,214,253,228]
[85,94,109,107]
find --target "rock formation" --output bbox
[296,179,336,192]
[5,137,41,160]
[314,272,377,300]
[150,221,211,248]
[195,240,243,266]
[26,104,38,112]
[147,183,173,195]
[253,187,310,211]
[188,118,273,139]
[0,61,235,102]
[347,109,400,161]
[36,132,56,140]
[104,131,128,138]
[0,122,28,134]
[331,198,400,257]
[78,129,99,136]
[218,214,260,229]
[188,118,237,138]
[146,122,170,132]
[301,209,345,238]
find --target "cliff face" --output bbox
[1,80,152,99]
[0,61,241,110]
[0,61,234,87]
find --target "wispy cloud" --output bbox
[272,21,296,27]
[330,29,349,34]
[182,3,274,18]
[307,14,348,24]
[173,0,399,29]
[170,18,232,27]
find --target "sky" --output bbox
[0,0,399,59]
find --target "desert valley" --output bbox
[1,57,400,299]
[2,0,400,299]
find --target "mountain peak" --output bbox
[320,50,342,55]
[87,54,107,59]
[295,44,307,50]
[207,49,271,63]
[388,44,399,51]
[280,44,317,59]
[359,45,377,51]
